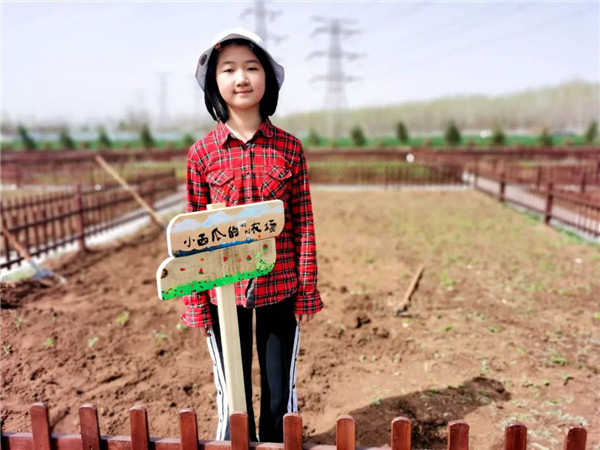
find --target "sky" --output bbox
[1,0,599,128]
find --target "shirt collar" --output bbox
[216,118,274,147]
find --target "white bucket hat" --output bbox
[195,28,285,91]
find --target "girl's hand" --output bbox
[295,313,313,327]
[198,326,211,337]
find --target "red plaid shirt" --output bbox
[181,118,323,327]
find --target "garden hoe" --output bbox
[1,217,67,286]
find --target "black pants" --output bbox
[207,298,300,443]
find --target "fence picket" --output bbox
[283,413,302,450]
[79,404,101,450]
[563,426,586,450]
[179,409,198,450]
[504,422,526,450]
[390,417,411,450]
[30,403,51,450]
[447,420,469,450]
[230,413,249,450]
[129,407,150,450]
[335,416,355,450]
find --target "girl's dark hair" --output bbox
[204,38,279,122]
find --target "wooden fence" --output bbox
[473,169,600,238]
[0,403,590,450]
[0,170,180,270]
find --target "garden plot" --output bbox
[1,190,599,449]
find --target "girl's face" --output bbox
[215,43,266,117]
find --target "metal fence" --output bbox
[0,170,179,270]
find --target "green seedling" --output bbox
[3,345,13,355]
[358,354,366,362]
[593,313,600,321]
[87,337,99,348]
[44,338,54,347]
[561,374,573,384]
[14,316,24,329]
[155,332,168,340]
[542,380,550,386]
[442,324,454,332]
[116,311,130,326]
[176,322,189,331]
[552,357,567,366]
[488,325,500,333]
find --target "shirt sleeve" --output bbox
[290,145,324,316]
[180,146,213,327]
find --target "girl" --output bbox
[181,28,323,443]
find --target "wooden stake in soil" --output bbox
[396,264,424,316]
[94,155,165,229]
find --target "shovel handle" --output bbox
[1,215,33,261]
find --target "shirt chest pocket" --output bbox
[261,165,292,200]
[207,169,238,204]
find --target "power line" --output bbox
[405,7,589,70]
[308,16,363,137]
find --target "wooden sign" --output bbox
[167,200,284,257]
[156,200,286,416]
[156,200,284,300]
[157,238,276,300]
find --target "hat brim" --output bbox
[195,33,284,91]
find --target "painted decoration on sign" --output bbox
[157,238,276,301]
[168,200,284,257]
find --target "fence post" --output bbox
[73,185,87,253]
[447,420,469,450]
[498,172,506,203]
[230,412,249,449]
[79,404,101,450]
[563,425,587,450]
[130,406,150,450]
[283,413,303,450]
[179,409,199,450]
[544,183,554,225]
[31,403,51,450]
[535,166,542,188]
[579,172,586,194]
[391,417,411,450]
[336,415,355,450]
[504,422,527,450]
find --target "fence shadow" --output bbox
[305,376,510,449]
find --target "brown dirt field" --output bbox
[1,190,599,450]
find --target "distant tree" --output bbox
[139,124,155,149]
[182,133,196,148]
[537,128,553,147]
[17,124,36,151]
[97,127,112,149]
[59,128,76,150]
[444,121,461,146]
[350,125,366,147]
[490,126,506,146]
[306,128,321,147]
[395,121,409,145]
[584,120,598,144]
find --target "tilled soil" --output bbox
[1,190,599,449]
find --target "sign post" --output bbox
[156,200,285,414]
